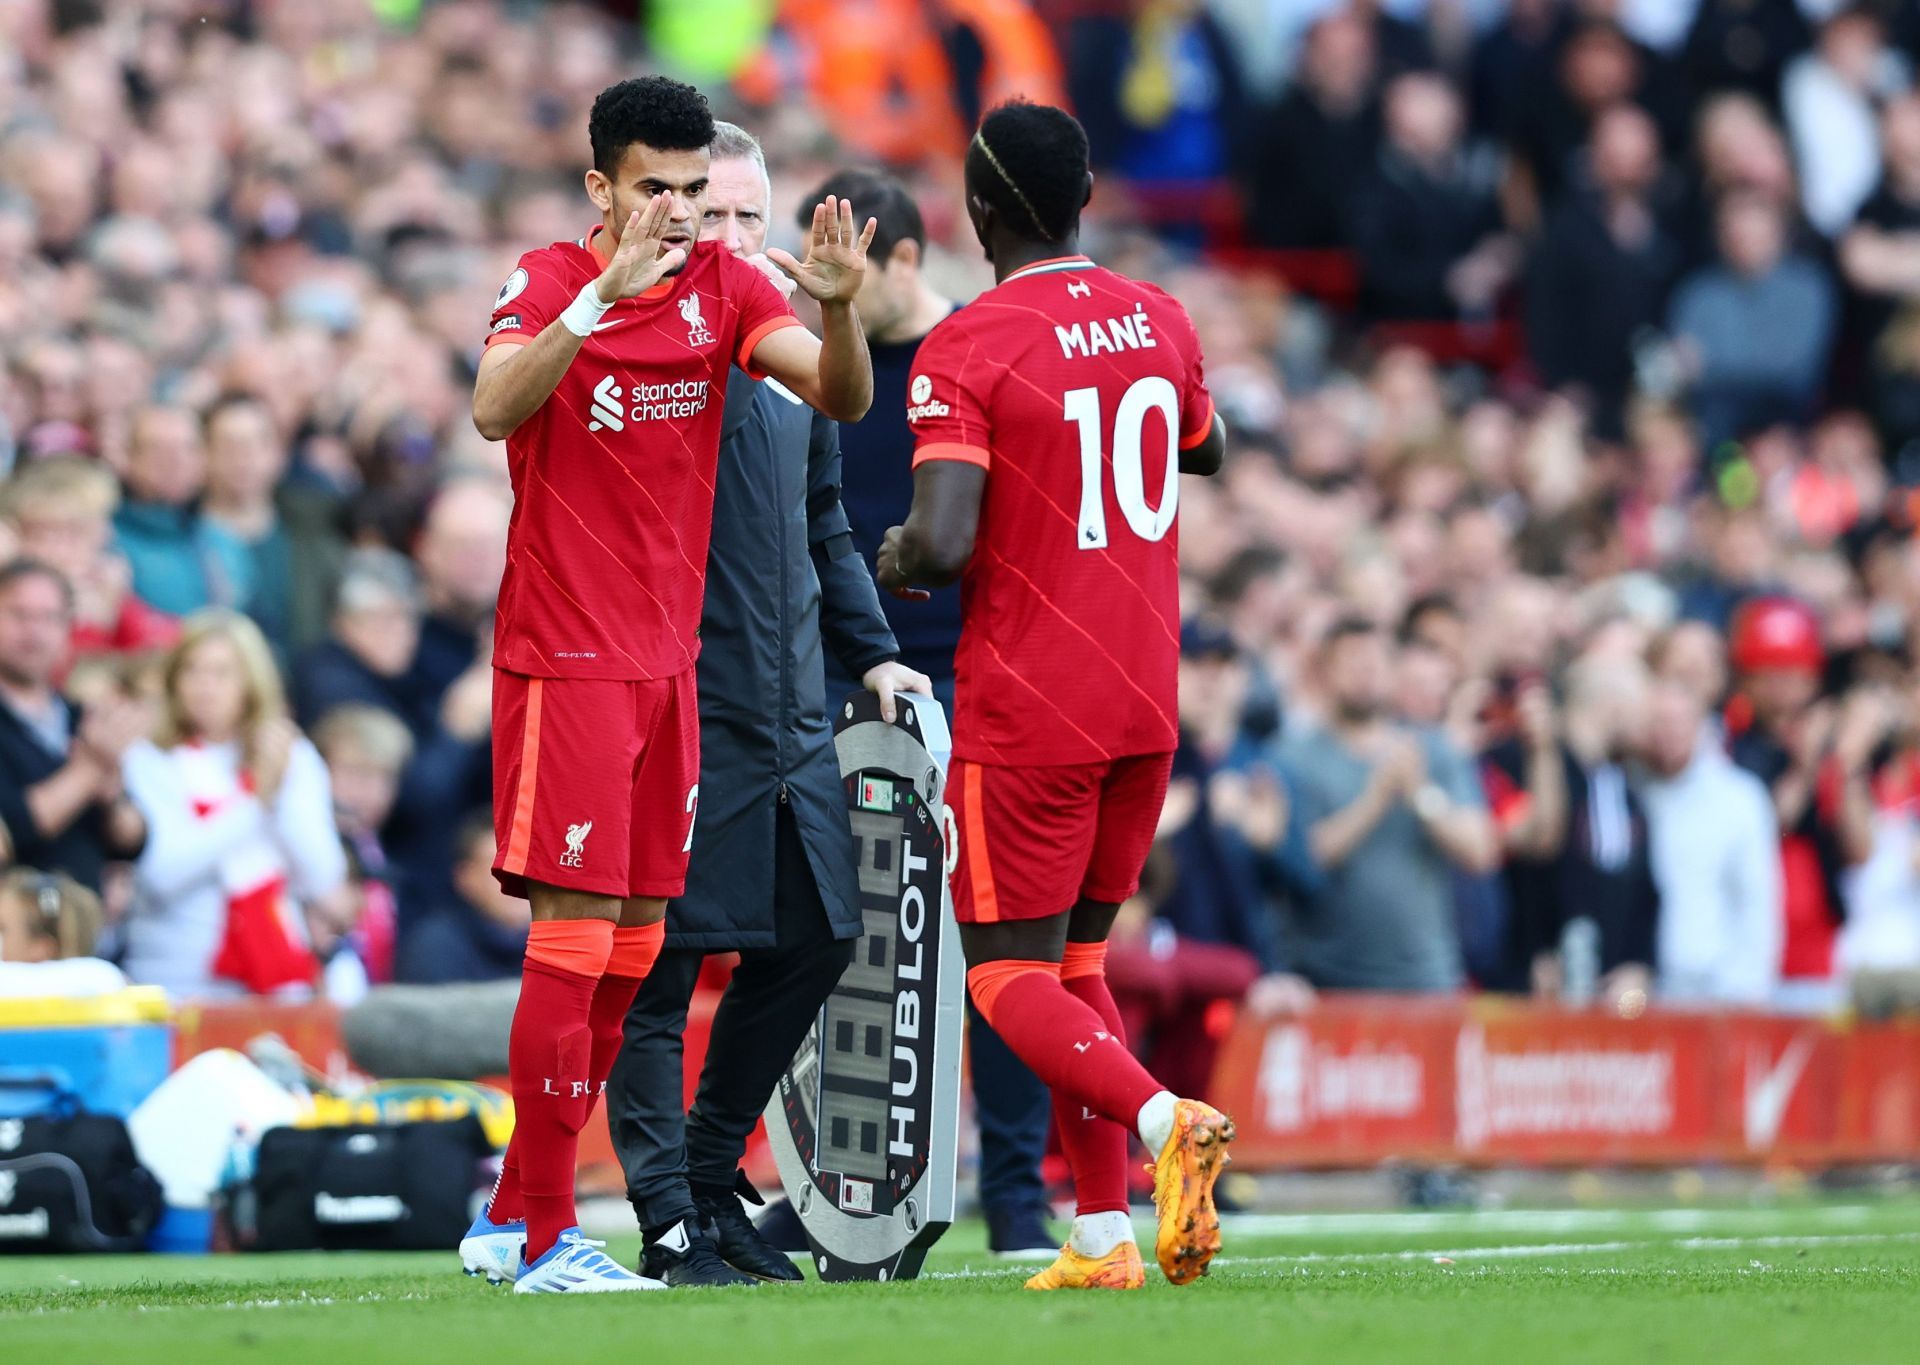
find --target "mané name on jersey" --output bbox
[485,232,800,680]
[906,255,1215,767]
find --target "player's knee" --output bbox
[618,896,668,928]
[1066,898,1121,944]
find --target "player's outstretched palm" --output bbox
[768,195,878,305]
[594,192,686,303]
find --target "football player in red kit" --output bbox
[460,77,876,1294]
[877,102,1232,1292]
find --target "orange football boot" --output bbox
[1023,1240,1146,1291]
[1148,1099,1235,1285]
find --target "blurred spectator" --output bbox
[1528,104,1683,438]
[112,406,250,618]
[407,478,510,702]
[201,393,345,659]
[312,703,411,983]
[1783,7,1909,237]
[298,543,489,912]
[1641,678,1782,1004]
[292,548,426,733]
[121,611,345,999]
[1250,11,1381,250]
[1839,95,1920,466]
[1279,619,1497,990]
[1519,21,1676,208]
[1725,597,1873,1011]
[1474,675,1564,984]
[1348,72,1518,321]
[0,868,127,998]
[1485,655,1660,1006]
[1683,0,1813,109]
[1686,94,1804,261]
[1674,503,1784,629]
[0,457,178,670]
[1841,670,1920,1018]
[1649,618,1732,716]
[0,559,147,893]
[1157,619,1318,970]
[394,813,529,985]
[1669,191,1837,449]
[1108,0,1242,190]
[1472,0,1573,175]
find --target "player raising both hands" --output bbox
[877,102,1233,1292]
[460,77,875,1295]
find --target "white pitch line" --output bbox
[927,1230,1920,1280]
[1218,1204,1880,1238]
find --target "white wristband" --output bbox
[559,283,614,337]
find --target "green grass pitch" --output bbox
[6,1201,1920,1364]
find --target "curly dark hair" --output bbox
[589,76,715,176]
[965,101,1090,244]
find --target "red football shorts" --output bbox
[945,752,1174,923]
[491,669,700,901]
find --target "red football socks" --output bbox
[586,921,666,1108]
[1056,942,1131,1216]
[507,920,613,1262]
[967,959,1164,1135]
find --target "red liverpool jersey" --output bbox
[485,231,800,679]
[907,255,1215,766]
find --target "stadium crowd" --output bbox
[4,0,1920,1052]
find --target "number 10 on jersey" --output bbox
[1066,376,1182,551]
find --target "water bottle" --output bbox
[1561,916,1600,1008]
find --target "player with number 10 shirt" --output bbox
[903,249,1214,774]
[877,101,1235,1296]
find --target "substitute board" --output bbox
[763,689,963,1281]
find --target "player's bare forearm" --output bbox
[878,462,985,593]
[472,324,588,441]
[814,299,873,421]
[1180,413,1226,476]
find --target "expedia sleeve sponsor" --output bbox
[905,374,951,424]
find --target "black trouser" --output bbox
[608,801,856,1233]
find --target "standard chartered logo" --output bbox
[587,375,625,432]
[587,374,710,431]
[630,378,710,421]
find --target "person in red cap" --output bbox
[1724,597,1876,1009]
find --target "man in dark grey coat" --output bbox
[606,123,929,1287]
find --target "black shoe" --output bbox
[639,1217,758,1287]
[985,1203,1057,1259]
[694,1176,804,1282]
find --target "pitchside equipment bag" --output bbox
[248,1112,492,1251]
[764,689,964,1281]
[0,1073,164,1253]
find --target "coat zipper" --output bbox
[774,400,791,805]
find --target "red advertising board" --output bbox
[172,992,1920,1170]
[1210,996,1920,1167]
